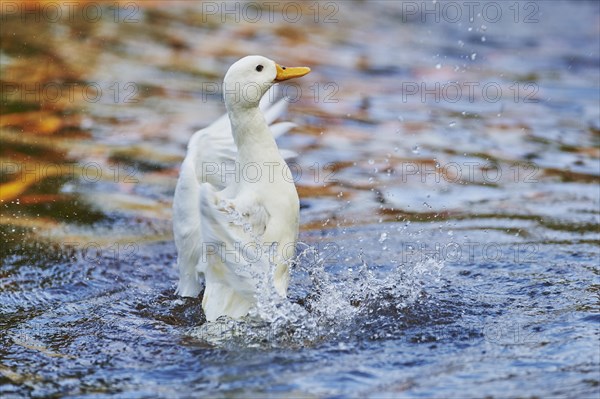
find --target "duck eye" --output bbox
[256,65,264,72]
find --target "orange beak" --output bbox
[274,63,311,82]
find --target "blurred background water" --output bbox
[1,1,599,398]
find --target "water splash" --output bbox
[188,242,444,348]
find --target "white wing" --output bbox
[173,152,204,297]
[173,85,291,298]
[196,184,271,320]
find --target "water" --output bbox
[1,1,599,398]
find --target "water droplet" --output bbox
[468,27,473,31]
[481,36,486,42]
[448,121,456,127]
[368,159,375,165]
[435,63,441,69]
[378,233,388,243]
[412,146,420,154]
[471,53,477,60]
[458,40,465,47]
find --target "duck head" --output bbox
[223,55,310,109]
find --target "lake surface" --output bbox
[1,1,599,398]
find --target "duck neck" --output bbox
[227,104,281,166]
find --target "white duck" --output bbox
[173,55,311,321]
